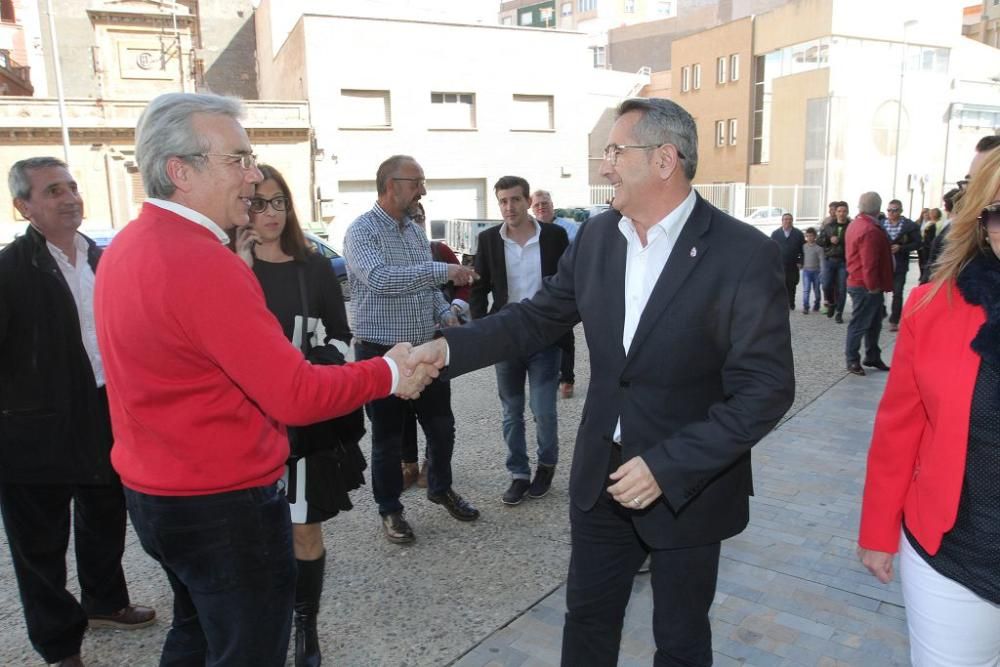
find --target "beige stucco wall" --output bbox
[754,0,831,53]
[671,17,753,184]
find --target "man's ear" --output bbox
[165,156,193,194]
[13,197,30,221]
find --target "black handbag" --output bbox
[286,266,366,459]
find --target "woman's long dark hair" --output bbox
[256,164,309,262]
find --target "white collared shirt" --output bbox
[147,198,230,244]
[46,232,105,387]
[614,188,697,442]
[500,218,543,304]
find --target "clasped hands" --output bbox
[383,338,450,400]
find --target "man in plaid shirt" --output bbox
[344,155,481,543]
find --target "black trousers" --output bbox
[783,263,800,308]
[0,478,129,663]
[888,271,907,324]
[557,329,575,385]
[356,341,455,515]
[561,446,720,667]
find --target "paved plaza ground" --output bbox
[0,273,918,666]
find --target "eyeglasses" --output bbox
[184,152,258,170]
[602,143,686,167]
[978,203,1000,231]
[249,195,289,213]
[886,208,902,214]
[393,177,426,188]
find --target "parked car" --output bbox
[304,232,350,300]
[741,206,788,235]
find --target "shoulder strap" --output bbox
[296,264,310,356]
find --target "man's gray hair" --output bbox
[617,98,698,181]
[531,189,552,200]
[858,191,882,216]
[135,93,245,199]
[376,155,417,195]
[8,156,67,200]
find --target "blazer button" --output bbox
[619,380,630,388]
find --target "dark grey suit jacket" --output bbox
[443,193,794,548]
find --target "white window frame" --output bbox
[716,56,727,84]
[728,118,738,145]
[339,89,391,129]
[681,65,690,92]
[511,94,555,131]
[730,54,740,81]
[429,92,476,130]
[715,120,726,147]
[693,63,702,90]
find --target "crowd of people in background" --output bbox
[0,85,996,667]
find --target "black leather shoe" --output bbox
[528,464,555,499]
[502,479,531,505]
[381,511,415,544]
[428,489,480,521]
[835,313,844,323]
[863,360,891,371]
[847,363,866,376]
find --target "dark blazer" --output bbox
[887,218,922,275]
[444,194,794,549]
[769,226,805,266]
[470,221,568,319]
[0,226,113,484]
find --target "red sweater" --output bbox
[95,203,391,495]
[845,213,893,291]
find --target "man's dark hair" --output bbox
[975,135,1000,153]
[494,175,530,199]
[942,187,960,213]
[888,199,902,208]
[828,201,838,209]
[805,227,817,235]
[835,201,848,210]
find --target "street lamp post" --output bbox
[891,19,918,200]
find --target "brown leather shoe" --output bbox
[416,459,428,489]
[88,604,156,630]
[560,382,574,399]
[401,462,419,490]
[50,655,84,666]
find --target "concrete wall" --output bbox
[255,9,596,239]
[197,1,258,99]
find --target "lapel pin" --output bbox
[690,246,697,258]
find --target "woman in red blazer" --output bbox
[858,146,1000,666]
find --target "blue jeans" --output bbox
[355,341,455,514]
[822,257,848,314]
[124,484,295,667]
[494,345,560,478]
[801,269,821,310]
[845,287,885,366]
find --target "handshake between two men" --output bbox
[380,326,454,400]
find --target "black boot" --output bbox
[294,552,325,667]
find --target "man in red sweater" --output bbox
[844,191,894,376]
[94,92,436,666]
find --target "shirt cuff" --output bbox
[383,356,400,394]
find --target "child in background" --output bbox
[801,227,823,314]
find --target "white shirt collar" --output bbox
[147,198,230,244]
[499,218,541,245]
[617,188,697,246]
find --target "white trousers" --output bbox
[900,531,1000,667]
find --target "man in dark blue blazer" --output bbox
[411,98,794,665]
[471,176,569,504]
[769,213,806,310]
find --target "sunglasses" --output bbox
[886,208,902,213]
[979,204,1000,231]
